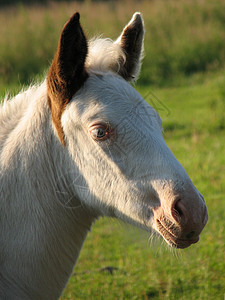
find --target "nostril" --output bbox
[172,199,187,224]
[172,199,184,223]
[174,200,183,218]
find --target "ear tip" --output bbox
[132,12,144,26]
[74,12,80,21]
[69,12,81,24]
[62,12,82,33]
[133,12,143,18]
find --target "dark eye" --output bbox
[89,124,110,140]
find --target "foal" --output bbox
[0,12,207,299]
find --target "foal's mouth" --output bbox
[155,219,199,249]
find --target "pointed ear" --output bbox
[115,12,145,82]
[47,12,88,146]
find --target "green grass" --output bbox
[0,0,225,89]
[59,73,225,299]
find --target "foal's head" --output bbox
[47,12,208,249]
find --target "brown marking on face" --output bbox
[47,12,88,146]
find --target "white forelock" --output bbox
[86,37,126,74]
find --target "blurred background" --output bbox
[0,1,224,299]
[0,0,225,89]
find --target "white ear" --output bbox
[115,12,145,82]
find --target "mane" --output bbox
[86,37,126,74]
[0,82,46,117]
[0,82,47,147]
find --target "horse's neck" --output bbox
[0,82,96,299]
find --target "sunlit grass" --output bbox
[0,0,225,88]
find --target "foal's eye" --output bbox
[89,125,110,140]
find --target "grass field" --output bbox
[0,0,225,90]
[1,1,225,299]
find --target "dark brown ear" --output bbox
[47,12,88,146]
[115,12,145,82]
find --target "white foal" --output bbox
[0,12,208,299]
